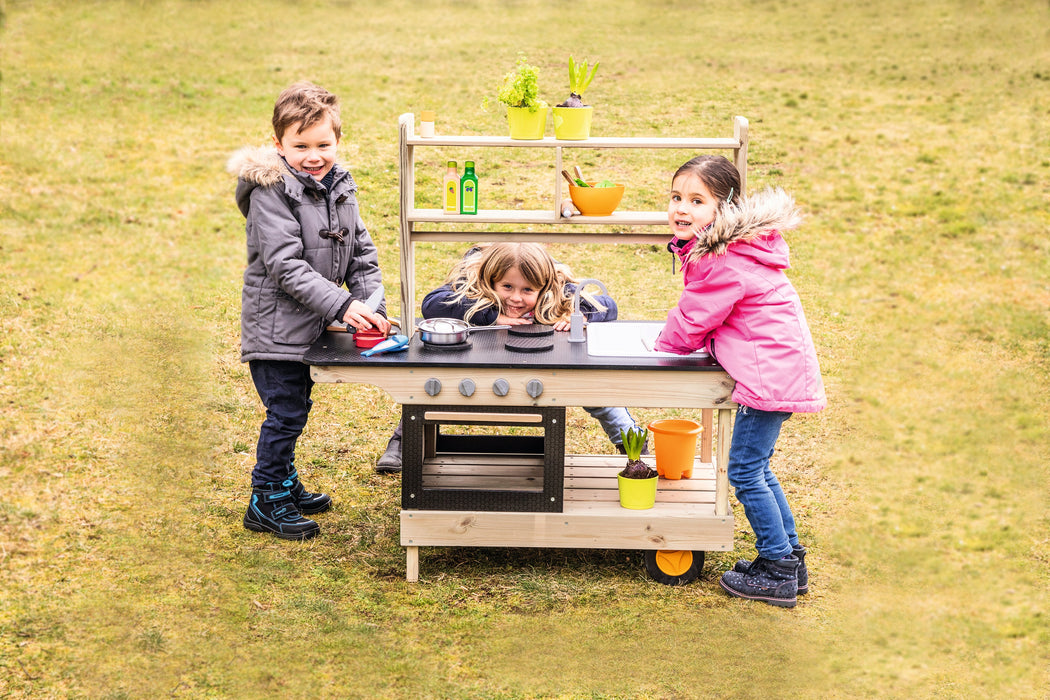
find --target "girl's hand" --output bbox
[552,317,571,332]
[496,313,533,326]
[343,300,391,334]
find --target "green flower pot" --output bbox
[617,473,657,510]
[506,105,548,140]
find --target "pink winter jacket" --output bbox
[655,188,826,413]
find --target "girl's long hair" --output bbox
[443,242,602,324]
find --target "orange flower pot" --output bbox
[647,419,703,480]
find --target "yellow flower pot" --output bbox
[506,106,548,140]
[617,474,657,510]
[553,106,592,140]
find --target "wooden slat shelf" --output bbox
[403,454,729,551]
[407,208,667,226]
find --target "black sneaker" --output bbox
[733,544,808,595]
[719,555,799,608]
[286,468,331,514]
[243,481,320,541]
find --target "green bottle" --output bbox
[460,160,478,215]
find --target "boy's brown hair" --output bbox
[271,81,342,141]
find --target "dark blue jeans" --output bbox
[728,406,798,560]
[249,360,314,487]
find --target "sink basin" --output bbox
[586,322,709,358]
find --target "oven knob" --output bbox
[458,378,476,397]
[526,379,544,398]
[424,378,442,396]
[492,378,510,396]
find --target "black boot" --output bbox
[376,422,402,474]
[733,544,808,595]
[286,468,331,514]
[243,480,320,541]
[719,555,799,608]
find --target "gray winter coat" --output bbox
[228,146,386,362]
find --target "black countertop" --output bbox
[303,321,722,372]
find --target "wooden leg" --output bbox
[406,545,419,582]
[715,408,732,517]
[700,408,713,463]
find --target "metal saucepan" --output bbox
[416,318,510,345]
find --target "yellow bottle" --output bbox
[443,161,459,214]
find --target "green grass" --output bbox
[2,0,1049,697]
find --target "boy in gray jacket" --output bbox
[228,81,390,540]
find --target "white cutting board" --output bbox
[586,322,709,358]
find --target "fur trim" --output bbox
[688,187,802,260]
[226,146,287,186]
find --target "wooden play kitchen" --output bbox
[304,114,751,584]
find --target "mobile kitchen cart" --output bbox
[304,114,750,583]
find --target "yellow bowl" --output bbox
[568,182,625,216]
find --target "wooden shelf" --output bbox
[402,455,733,552]
[397,112,749,322]
[406,134,742,150]
[407,208,666,226]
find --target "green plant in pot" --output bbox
[554,55,599,140]
[616,427,657,509]
[497,55,548,140]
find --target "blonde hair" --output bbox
[272,81,342,142]
[444,243,603,325]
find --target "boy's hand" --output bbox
[344,300,391,334]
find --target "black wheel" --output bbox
[644,550,705,586]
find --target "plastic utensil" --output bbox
[361,334,409,357]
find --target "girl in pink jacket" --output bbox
[655,155,826,608]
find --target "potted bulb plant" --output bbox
[616,427,657,509]
[553,55,599,140]
[496,55,548,140]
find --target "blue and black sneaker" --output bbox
[286,468,331,515]
[243,480,320,541]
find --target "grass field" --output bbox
[2,0,1049,697]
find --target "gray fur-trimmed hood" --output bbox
[687,187,802,261]
[226,146,357,218]
[227,146,289,188]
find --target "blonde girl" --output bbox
[376,242,640,472]
[423,242,607,330]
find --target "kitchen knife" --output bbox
[363,286,385,313]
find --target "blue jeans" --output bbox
[728,406,798,560]
[249,360,314,487]
[583,406,638,445]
